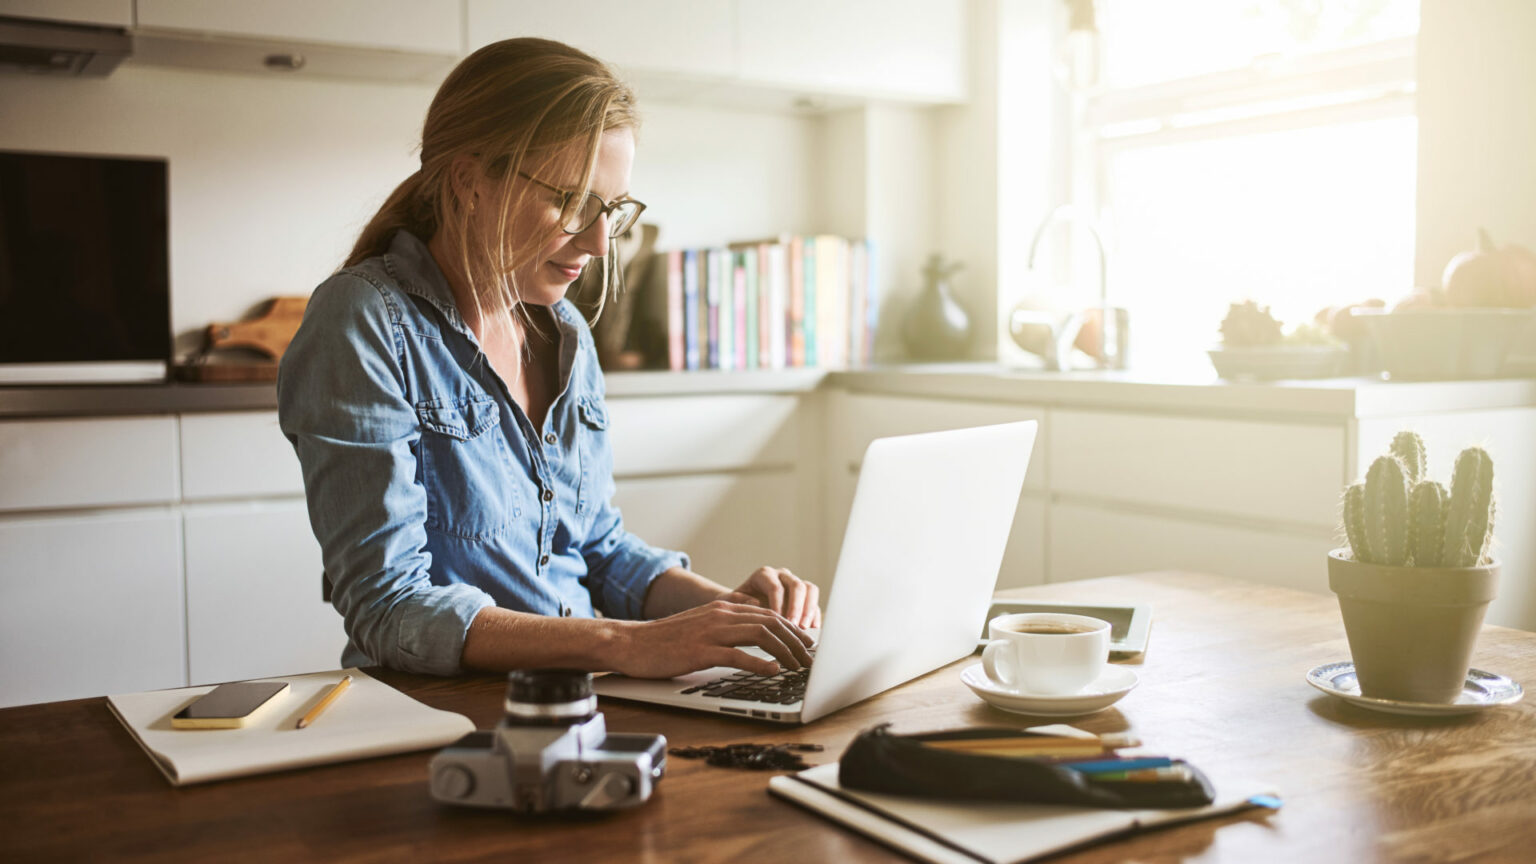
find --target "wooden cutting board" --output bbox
[175,296,309,383]
[204,296,309,358]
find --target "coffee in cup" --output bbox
[981,612,1111,695]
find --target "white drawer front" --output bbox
[998,496,1048,591]
[184,501,340,685]
[0,511,186,707]
[1050,502,1336,594]
[0,417,178,512]
[180,412,305,500]
[606,395,799,477]
[842,394,1046,492]
[613,471,805,584]
[1051,411,1345,529]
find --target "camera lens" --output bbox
[503,669,596,725]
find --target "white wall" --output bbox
[0,63,824,358]
[1415,0,1536,286]
[0,64,433,358]
[629,103,821,251]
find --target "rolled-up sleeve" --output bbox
[581,498,689,620]
[278,274,494,674]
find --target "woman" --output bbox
[278,38,818,680]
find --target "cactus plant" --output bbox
[1409,481,1448,567]
[1363,456,1410,566]
[1390,431,1427,485]
[1442,447,1495,567]
[1342,482,1370,563]
[1340,436,1496,569]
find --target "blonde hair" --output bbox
[347,38,638,340]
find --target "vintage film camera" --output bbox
[429,669,666,812]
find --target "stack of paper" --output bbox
[107,668,474,786]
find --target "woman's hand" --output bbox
[719,567,822,630]
[608,599,815,679]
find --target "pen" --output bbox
[1063,757,1175,774]
[296,674,352,729]
[1083,765,1193,783]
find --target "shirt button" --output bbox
[540,554,549,566]
[545,433,557,445]
[542,489,554,502]
[561,607,573,617]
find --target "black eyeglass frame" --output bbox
[517,171,646,237]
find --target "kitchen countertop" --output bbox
[3,365,1534,420]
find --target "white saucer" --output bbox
[960,664,1139,717]
[1305,661,1525,716]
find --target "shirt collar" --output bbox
[384,229,471,336]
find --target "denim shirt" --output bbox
[278,230,687,675]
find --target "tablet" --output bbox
[976,599,1152,658]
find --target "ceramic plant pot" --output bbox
[1327,549,1500,703]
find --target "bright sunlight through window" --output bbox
[1083,0,1420,371]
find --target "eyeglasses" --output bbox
[517,171,646,238]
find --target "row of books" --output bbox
[663,235,877,371]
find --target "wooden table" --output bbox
[3,572,1534,863]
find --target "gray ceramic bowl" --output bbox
[1351,308,1536,380]
[1207,345,1348,380]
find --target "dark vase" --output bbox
[902,256,973,361]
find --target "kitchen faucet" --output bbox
[1015,205,1126,370]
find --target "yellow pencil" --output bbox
[296,675,353,729]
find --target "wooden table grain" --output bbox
[3,572,1534,863]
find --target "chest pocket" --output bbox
[415,394,519,540]
[575,395,610,519]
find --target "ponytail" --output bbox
[345,168,434,267]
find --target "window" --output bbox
[1072,0,1420,370]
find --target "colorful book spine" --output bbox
[682,249,700,371]
[862,239,879,366]
[742,247,759,370]
[802,237,817,367]
[716,248,733,370]
[789,237,806,367]
[706,249,723,369]
[767,244,788,369]
[667,250,684,371]
[733,252,748,369]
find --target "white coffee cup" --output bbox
[981,612,1111,695]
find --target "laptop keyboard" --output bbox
[680,654,814,705]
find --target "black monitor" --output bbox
[0,150,170,382]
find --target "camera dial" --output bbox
[504,669,597,725]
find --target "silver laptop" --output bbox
[593,421,1038,724]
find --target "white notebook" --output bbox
[107,668,474,786]
[769,760,1279,864]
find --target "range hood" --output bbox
[0,16,130,76]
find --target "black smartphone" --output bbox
[171,681,290,729]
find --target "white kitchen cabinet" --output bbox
[467,0,966,105]
[998,497,1047,591]
[836,393,1045,491]
[0,417,178,513]
[180,411,304,500]
[1049,501,1335,594]
[135,0,462,54]
[466,0,736,79]
[0,509,185,708]
[614,471,805,582]
[1050,410,1346,531]
[607,394,799,476]
[183,500,340,686]
[735,0,966,103]
[0,0,131,27]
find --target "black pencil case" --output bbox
[837,724,1215,810]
